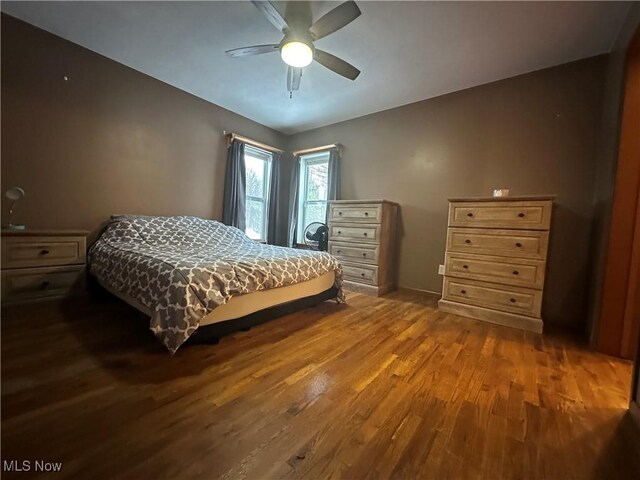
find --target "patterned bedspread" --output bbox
[88,216,344,353]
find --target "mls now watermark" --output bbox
[3,460,63,473]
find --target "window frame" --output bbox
[297,150,331,245]
[244,145,272,242]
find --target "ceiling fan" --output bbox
[226,1,362,95]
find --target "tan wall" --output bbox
[0,14,286,232]
[1,13,612,330]
[287,56,607,329]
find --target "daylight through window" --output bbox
[244,145,272,241]
[297,151,330,244]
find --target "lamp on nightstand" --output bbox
[3,187,26,230]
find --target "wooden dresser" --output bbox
[1,230,88,305]
[328,200,399,296]
[438,196,554,333]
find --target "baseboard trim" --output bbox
[397,286,442,300]
[438,299,543,334]
[343,280,395,297]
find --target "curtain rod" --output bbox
[292,144,340,156]
[226,133,283,153]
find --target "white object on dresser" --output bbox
[437,195,555,333]
[328,199,399,296]
[1,229,88,305]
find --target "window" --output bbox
[244,145,272,241]
[297,151,330,244]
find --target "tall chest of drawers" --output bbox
[437,196,554,333]
[1,230,88,305]
[328,200,399,296]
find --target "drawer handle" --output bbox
[515,242,522,248]
[513,270,519,275]
[364,212,369,216]
[462,265,468,269]
[460,289,467,294]
[510,298,516,303]
[465,239,471,244]
[40,249,50,255]
[336,250,341,253]
[338,231,342,234]
[518,213,525,218]
[338,212,342,216]
[40,281,50,290]
[361,273,365,277]
[363,232,368,237]
[467,213,474,217]
[362,253,367,257]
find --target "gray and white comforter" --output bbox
[88,216,344,353]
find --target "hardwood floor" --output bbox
[2,290,639,479]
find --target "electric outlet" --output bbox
[438,264,445,275]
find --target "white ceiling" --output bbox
[1,1,631,134]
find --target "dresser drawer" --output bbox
[447,228,548,260]
[1,266,84,303]
[449,201,552,230]
[1,236,86,269]
[329,223,380,244]
[341,262,378,285]
[329,242,379,265]
[443,278,542,318]
[445,253,546,289]
[330,204,382,223]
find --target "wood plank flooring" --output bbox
[1,290,639,479]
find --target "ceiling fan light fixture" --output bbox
[280,41,313,68]
[228,1,362,90]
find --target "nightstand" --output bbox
[1,229,89,305]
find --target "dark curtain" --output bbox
[325,147,341,222]
[266,152,281,245]
[222,140,246,231]
[287,156,301,247]
[327,147,341,201]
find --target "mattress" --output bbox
[89,215,344,352]
[98,271,336,326]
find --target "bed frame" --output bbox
[186,285,339,344]
[88,273,339,346]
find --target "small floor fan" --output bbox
[304,222,329,251]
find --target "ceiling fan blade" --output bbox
[309,1,361,40]
[314,49,360,80]
[287,66,302,92]
[251,1,288,33]
[225,44,279,58]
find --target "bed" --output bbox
[88,215,344,353]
